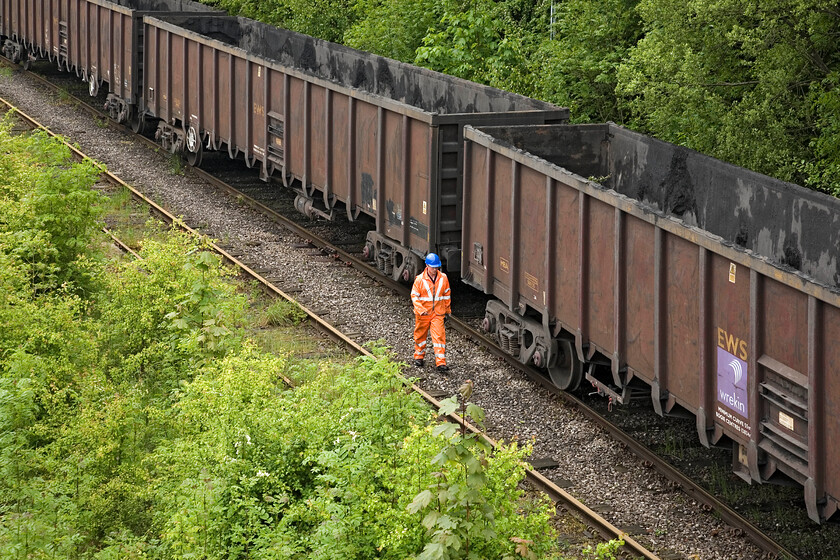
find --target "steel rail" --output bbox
[0,91,657,558]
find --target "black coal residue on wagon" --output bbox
[474,123,840,289]
[156,15,560,116]
[118,0,221,12]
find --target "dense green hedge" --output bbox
[204,0,840,195]
[0,115,561,559]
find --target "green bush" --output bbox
[0,113,104,296]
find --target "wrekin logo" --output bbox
[717,345,748,416]
[728,358,743,385]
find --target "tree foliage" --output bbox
[413,0,535,94]
[617,0,840,193]
[530,0,641,122]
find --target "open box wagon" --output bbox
[140,14,568,281]
[0,0,219,126]
[462,123,840,522]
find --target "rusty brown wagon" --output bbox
[0,0,220,127]
[138,14,568,282]
[462,123,840,522]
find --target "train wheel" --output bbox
[131,113,150,135]
[185,126,203,167]
[186,142,203,167]
[548,338,583,391]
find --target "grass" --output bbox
[100,188,165,251]
[168,153,185,175]
[56,87,75,105]
[102,201,352,384]
[257,299,308,327]
[660,427,686,459]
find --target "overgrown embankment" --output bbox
[0,114,561,559]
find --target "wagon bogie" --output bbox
[479,299,583,391]
[463,122,840,522]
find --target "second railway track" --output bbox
[2,59,825,559]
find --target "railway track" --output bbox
[0,61,811,559]
[0,91,663,560]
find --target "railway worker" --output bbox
[411,253,452,372]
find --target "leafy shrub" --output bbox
[0,113,104,296]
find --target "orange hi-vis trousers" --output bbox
[414,313,446,366]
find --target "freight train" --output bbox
[2,0,838,523]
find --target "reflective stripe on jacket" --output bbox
[411,269,451,316]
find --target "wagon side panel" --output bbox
[327,89,349,205]
[48,0,60,60]
[624,215,656,380]
[822,306,840,509]
[214,49,233,148]
[381,109,405,241]
[0,0,9,38]
[407,118,432,253]
[304,82,325,189]
[516,164,549,314]
[167,30,185,123]
[754,278,809,477]
[199,43,216,141]
[20,0,32,45]
[585,196,616,357]
[353,100,379,217]
[94,3,108,85]
[708,251,751,441]
[551,172,581,334]
[183,36,201,130]
[284,74,305,178]
[660,232,701,410]
[478,152,514,306]
[248,59,265,164]
[22,0,35,49]
[229,55,248,156]
[461,139,490,292]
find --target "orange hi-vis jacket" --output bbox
[411,269,451,317]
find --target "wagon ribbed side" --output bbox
[462,123,840,522]
[141,15,568,282]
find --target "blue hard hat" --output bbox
[425,253,441,268]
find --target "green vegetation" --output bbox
[258,298,308,327]
[168,152,185,175]
[202,0,840,194]
[582,538,625,560]
[0,114,565,558]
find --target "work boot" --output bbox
[413,359,425,367]
[436,365,449,373]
